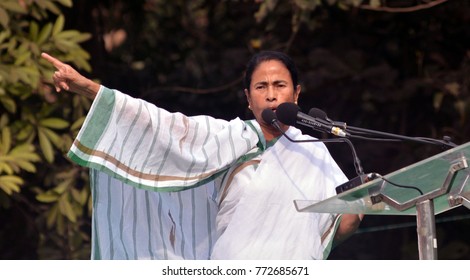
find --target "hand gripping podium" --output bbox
[294,141,470,260]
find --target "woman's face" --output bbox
[245,59,301,127]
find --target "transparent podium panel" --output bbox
[294,141,470,216]
[294,141,470,259]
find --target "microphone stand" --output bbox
[345,125,457,150]
[264,107,445,195]
[317,123,459,194]
[269,119,364,177]
[307,107,457,150]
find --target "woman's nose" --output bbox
[266,86,277,101]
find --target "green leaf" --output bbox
[0,127,11,154]
[3,143,40,173]
[37,22,53,45]
[14,160,36,173]
[71,188,81,203]
[70,33,92,44]
[14,66,40,86]
[56,0,73,8]
[70,116,85,131]
[14,51,31,66]
[0,7,9,29]
[52,15,64,36]
[40,127,62,149]
[10,143,36,156]
[58,196,76,223]
[38,128,54,163]
[0,114,8,128]
[10,143,41,160]
[0,0,27,13]
[5,36,16,52]
[43,0,61,15]
[0,96,16,113]
[0,30,10,44]
[72,56,92,72]
[54,178,73,194]
[54,30,81,40]
[36,192,59,203]
[62,134,73,150]
[14,68,32,84]
[0,175,23,195]
[16,124,34,141]
[0,162,14,175]
[46,204,59,228]
[71,188,88,206]
[54,39,75,52]
[29,21,39,42]
[39,118,69,129]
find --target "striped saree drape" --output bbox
[69,86,260,259]
[68,86,347,260]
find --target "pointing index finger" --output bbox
[41,52,65,70]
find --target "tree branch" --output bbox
[360,0,448,13]
[143,76,244,96]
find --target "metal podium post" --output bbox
[416,200,437,260]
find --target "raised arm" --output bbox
[41,52,101,99]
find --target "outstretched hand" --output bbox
[41,52,100,99]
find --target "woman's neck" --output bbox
[260,123,288,142]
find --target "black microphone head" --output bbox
[276,102,300,126]
[308,108,327,120]
[261,108,277,124]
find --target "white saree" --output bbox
[68,86,348,260]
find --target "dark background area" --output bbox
[1,0,469,259]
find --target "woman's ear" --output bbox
[245,89,252,110]
[294,84,301,104]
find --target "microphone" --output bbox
[261,109,284,132]
[262,108,368,193]
[308,108,347,129]
[276,103,349,137]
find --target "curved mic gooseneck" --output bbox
[261,109,364,176]
[264,105,430,195]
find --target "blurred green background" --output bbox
[0,0,469,259]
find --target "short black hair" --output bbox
[244,51,299,92]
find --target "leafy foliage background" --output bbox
[1,0,469,259]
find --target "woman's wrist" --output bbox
[76,79,100,99]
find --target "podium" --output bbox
[294,141,470,260]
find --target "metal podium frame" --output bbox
[294,141,470,260]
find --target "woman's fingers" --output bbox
[43,54,78,92]
[59,81,69,91]
[41,52,98,98]
[41,52,65,70]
